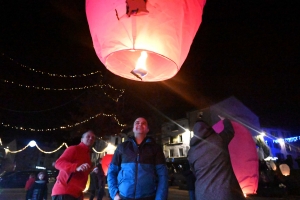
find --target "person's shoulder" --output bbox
[63,145,77,151]
[119,140,133,149]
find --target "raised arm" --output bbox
[219,118,235,145]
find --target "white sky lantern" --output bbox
[86,0,206,81]
[279,164,290,176]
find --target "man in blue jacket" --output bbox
[107,117,168,200]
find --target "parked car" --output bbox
[0,170,38,188]
[45,169,58,182]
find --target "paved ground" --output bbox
[1,184,300,200]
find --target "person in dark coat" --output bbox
[96,159,106,200]
[89,167,100,200]
[107,117,168,200]
[27,171,48,200]
[187,116,245,200]
[88,159,106,200]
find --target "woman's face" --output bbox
[38,174,45,180]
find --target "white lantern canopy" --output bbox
[86,0,206,81]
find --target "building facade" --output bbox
[261,127,300,169]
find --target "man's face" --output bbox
[81,131,96,147]
[133,117,149,139]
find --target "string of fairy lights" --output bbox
[0,53,125,102]
[4,137,116,154]
[0,52,127,131]
[1,53,102,78]
[0,78,124,102]
[1,112,126,132]
[4,142,68,154]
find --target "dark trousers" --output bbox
[52,194,82,200]
[89,188,105,200]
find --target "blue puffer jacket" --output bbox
[107,136,168,200]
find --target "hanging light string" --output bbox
[1,53,125,102]
[92,144,117,154]
[4,143,31,153]
[4,139,114,154]
[1,112,126,132]
[1,53,102,78]
[0,79,125,102]
[92,147,106,154]
[4,142,69,154]
[35,142,68,154]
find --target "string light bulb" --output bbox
[28,140,36,147]
[4,139,115,155]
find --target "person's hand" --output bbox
[114,193,122,200]
[218,115,225,120]
[76,163,90,172]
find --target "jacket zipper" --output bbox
[134,144,139,199]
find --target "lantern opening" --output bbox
[105,49,178,81]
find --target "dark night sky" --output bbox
[1,0,300,144]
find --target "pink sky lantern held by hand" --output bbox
[213,120,259,195]
[86,0,206,81]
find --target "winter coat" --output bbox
[25,177,36,190]
[96,164,105,189]
[188,119,245,200]
[27,180,48,200]
[51,142,92,198]
[107,136,168,200]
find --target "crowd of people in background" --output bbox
[25,171,48,200]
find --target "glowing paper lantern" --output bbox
[86,0,206,81]
[279,164,290,176]
[213,120,259,195]
[102,154,114,175]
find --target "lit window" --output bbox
[179,135,183,142]
[179,148,184,157]
[170,137,174,144]
[170,149,174,157]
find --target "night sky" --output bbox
[1,0,299,144]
